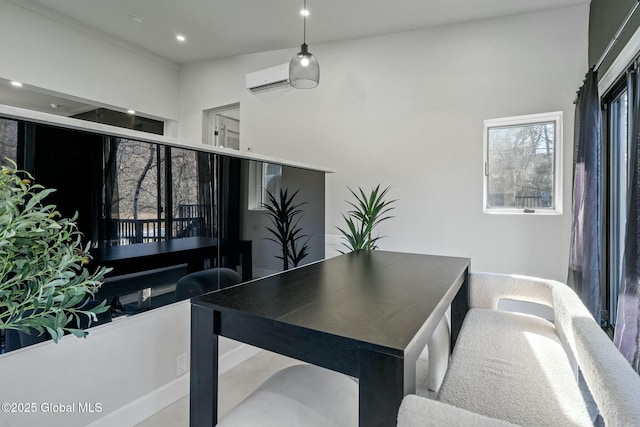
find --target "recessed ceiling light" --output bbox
[300,9,309,16]
[176,34,186,42]
[10,81,23,88]
[127,109,136,115]
[131,15,144,23]
[50,103,59,109]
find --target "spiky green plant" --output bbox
[263,188,310,270]
[337,184,396,252]
[0,160,111,343]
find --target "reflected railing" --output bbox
[111,204,209,245]
[112,217,206,245]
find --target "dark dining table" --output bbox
[189,250,470,427]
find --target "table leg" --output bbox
[190,305,219,427]
[359,348,409,427]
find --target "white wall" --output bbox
[178,5,589,282]
[0,300,262,427]
[0,0,179,121]
[0,303,189,427]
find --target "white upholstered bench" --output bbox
[398,272,640,426]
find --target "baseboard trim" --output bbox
[87,374,190,427]
[87,343,261,426]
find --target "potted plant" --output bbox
[337,184,396,252]
[0,160,110,344]
[263,188,310,270]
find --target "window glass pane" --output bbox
[247,162,282,210]
[112,139,162,245]
[486,119,556,210]
[262,163,282,205]
[0,118,18,166]
[609,90,628,325]
[171,148,212,238]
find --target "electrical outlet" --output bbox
[176,353,188,377]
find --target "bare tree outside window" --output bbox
[170,148,202,238]
[108,140,208,244]
[0,119,18,166]
[114,139,162,243]
[484,112,562,214]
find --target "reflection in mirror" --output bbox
[105,138,163,246]
[241,160,325,279]
[0,117,326,353]
[97,142,220,316]
[0,118,17,165]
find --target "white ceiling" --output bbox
[1,0,589,117]
[20,0,589,65]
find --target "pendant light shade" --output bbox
[290,0,319,89]
[290,43,319,89]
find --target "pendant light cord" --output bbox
[303,0,307,44]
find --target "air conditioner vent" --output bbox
[246,63,290,93]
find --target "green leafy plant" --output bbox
[0,160,111,343]
[263,188,310,271]
[337,184,396,252]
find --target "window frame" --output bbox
[602,76,630,329]
[483,111,563,215]
[247,161,282,211]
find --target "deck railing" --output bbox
[112,204,209,244]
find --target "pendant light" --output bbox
[289,0,319,89]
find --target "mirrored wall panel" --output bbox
[0,119,326,353]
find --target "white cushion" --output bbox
[217,364,358,427]
[397,395,518,427]
[438,308,592,427]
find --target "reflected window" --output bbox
[0,118,18,165]
[248,162,282,210]
[105,139,163,245]
[170,148,215,238]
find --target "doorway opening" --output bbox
[203,103,240,149]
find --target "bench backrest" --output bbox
[470,272,640,426]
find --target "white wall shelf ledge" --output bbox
[0,104,335,174]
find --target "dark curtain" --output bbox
[568,69,603,324]
[614,69,640,373]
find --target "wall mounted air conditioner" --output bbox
[245,63,290,93]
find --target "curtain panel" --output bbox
[568,69,603,325]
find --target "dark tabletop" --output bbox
[192,250,470,356]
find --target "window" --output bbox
[248,161,282,210]
[483,112,563,214]
[604,82,629,328]
[104,139,217,246]
[112,139,163,244]
[0,118,18,165]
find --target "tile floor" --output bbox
[136,350,433,427]
[135,351,305,427]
